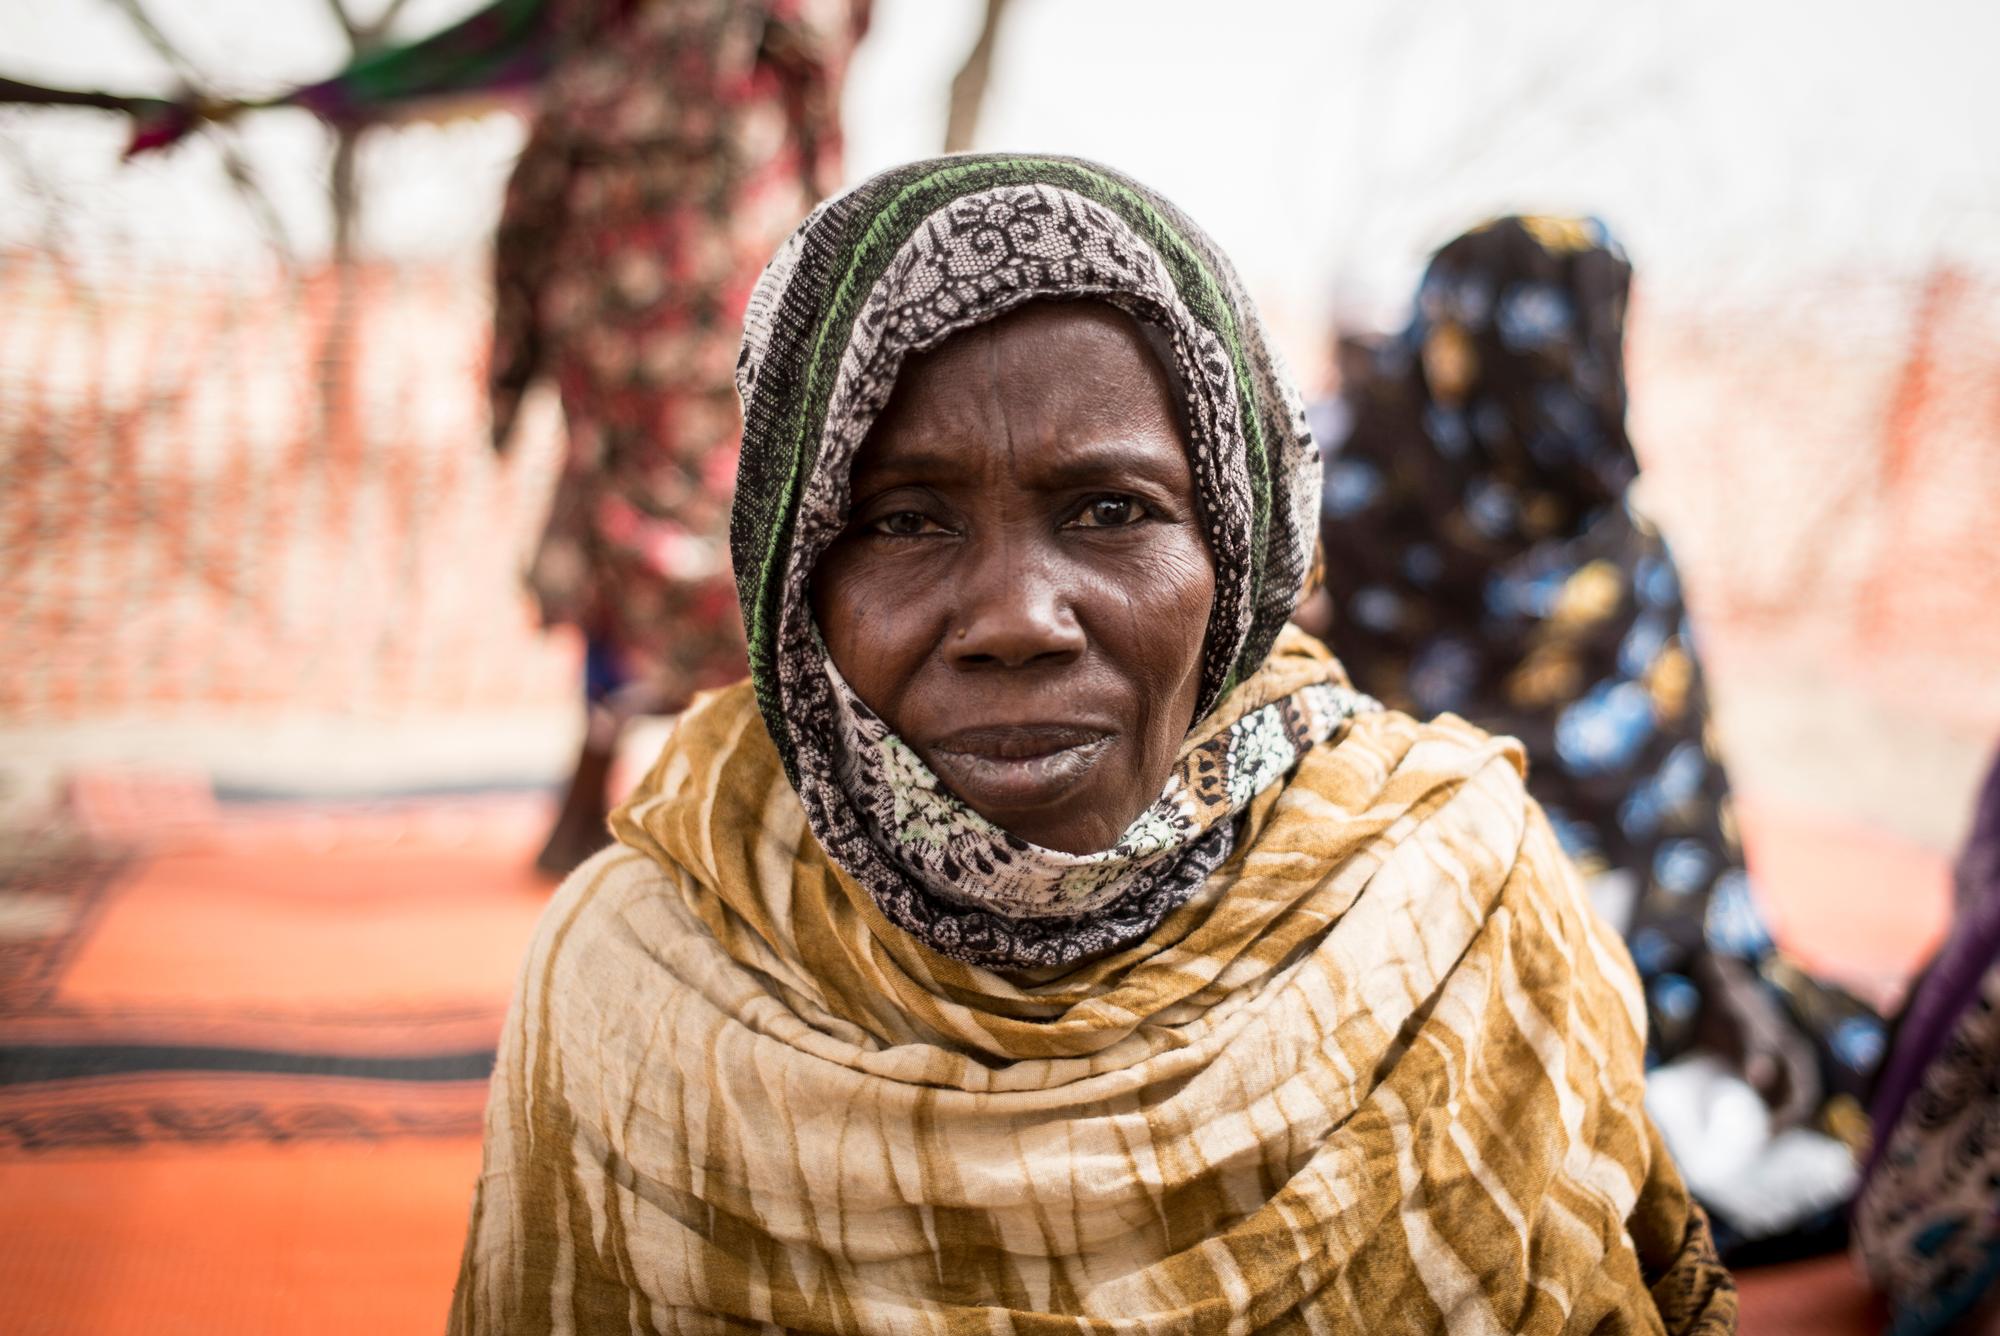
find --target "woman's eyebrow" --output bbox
[1028,436,1188,490]
[852,443,968,481]
[853,435,1187,491]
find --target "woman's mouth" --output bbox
[924,724,1116,818]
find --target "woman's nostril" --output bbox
[951,611,1085,668]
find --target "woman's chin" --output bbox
[925,737,1129,854]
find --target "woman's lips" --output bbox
[924,724,1115,816]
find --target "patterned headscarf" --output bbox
[730,154,1362,969]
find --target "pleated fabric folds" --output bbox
[449,630,1735,1334]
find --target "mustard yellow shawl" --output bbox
[450,633,1733,1333]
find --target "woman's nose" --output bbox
[949,539,1085,670]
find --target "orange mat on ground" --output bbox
[1,1141,485,1336]
[0,798,551,1336]
[0,791,1939,1333]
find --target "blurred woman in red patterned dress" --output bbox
[487,0,870,873]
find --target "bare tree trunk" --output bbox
[330,125,360,262]
[943,0,1013,154]
[320,123,363,448]
[314,0,417,452]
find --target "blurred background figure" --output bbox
[3,0,870,879]
[1300,217,1885,1260]
[481,0,869,873]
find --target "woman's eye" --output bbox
[1072,497,1146,528]
[869,510,943,537]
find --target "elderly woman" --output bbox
[451,156,1734,1333]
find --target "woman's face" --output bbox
[812,302,1216,856]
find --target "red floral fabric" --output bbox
[491,0,867,701]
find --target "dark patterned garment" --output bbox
[1314,217,1885,1154]
[490,0,869,704]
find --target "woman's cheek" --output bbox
[1087,531,1214,685]
[1076,534,1211,631]
[1148,530,1218,615]
[816,554,938,700]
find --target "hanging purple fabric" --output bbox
[1852,746,2000,1335]
[1863,749,2000,1180]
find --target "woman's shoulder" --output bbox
[513,843,689,1024]
[610,679,810,898]
[514,682,813,1024]
[1258,656,1534,862]
[1315,700,1531,804]
[520,681,771,998]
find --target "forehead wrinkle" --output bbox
[992,308,1186,483]
[858,325,997,486]
[988,308,1099,479]
[984,317,1022,478]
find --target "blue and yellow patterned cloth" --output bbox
[1312,217,1885,1223]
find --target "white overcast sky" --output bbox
[3,0,1996,337]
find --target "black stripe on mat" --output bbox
[0,1044,496,1085]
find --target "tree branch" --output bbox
[210,123,296,259]
[101,0,207,87]
[101,0,296,258]
[360,0,420,45]
[322,0,365,47]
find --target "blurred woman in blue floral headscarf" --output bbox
[1306,216,1886,1258]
